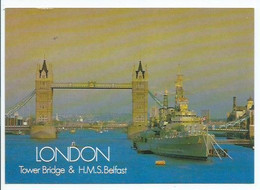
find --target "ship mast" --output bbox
[175,64,188,111]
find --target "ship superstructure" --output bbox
[151,70,201,128]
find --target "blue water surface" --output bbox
[5,129,254,183]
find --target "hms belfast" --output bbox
[133,70,215,160]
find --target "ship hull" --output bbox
[134,134,213,160]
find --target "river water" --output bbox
[5,129,254,183]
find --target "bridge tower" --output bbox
[128,61,148,137]
[35,60,53,124]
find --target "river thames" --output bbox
[6,129,254,184]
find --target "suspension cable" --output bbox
[6,89,36,116]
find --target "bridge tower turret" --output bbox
[128,61,148,137]
[35,59,53,124]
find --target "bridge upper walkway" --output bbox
[51,82,132,89]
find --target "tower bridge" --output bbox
[6,60,148,137]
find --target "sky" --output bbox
[5,8,254,119]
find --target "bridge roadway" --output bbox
[5,123,128,132]
[216,139,251,145]
[5,126,30,132]
[51,82,132,89]
[208,128,248,133]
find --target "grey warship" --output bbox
[133,72,215,160]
